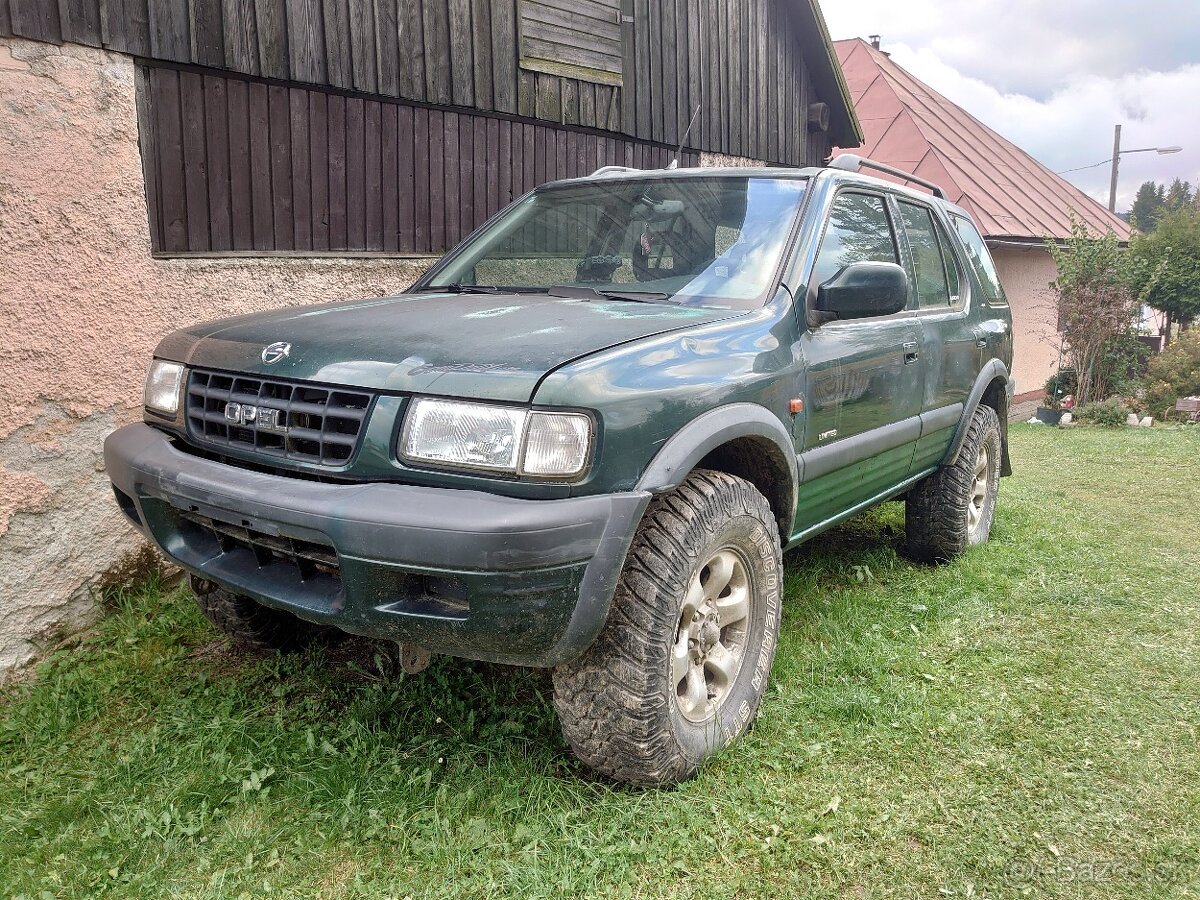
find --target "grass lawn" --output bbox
[3,424,1199,898]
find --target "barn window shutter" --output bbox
[518,0,624,86]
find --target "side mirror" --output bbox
[812,261,909,323]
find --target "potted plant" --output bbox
[1037,368,1077,424]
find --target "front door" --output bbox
[792,191,925,537]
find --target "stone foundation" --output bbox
[0,37,434,673]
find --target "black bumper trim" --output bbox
[105,423,649,665]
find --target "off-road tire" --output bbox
[192,579,336,652]
[552,470,783,786]
[905,404,1002,563]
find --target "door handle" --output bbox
[973,328,989,348]
[903,341,919,365]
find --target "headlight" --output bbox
[144,360,185,415]
[400,398,592,478]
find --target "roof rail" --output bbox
[828,153,947,199]
[590,165,643,177]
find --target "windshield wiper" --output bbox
[432,283,550,295]
[545,285,676,304]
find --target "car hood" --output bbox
[156,291,744,402]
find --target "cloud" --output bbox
[820,0,1200,96]
[890,48,1200,212]
[817,0,1200,213]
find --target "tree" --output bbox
[1133,204,1200,337]
[1131,180,1166,232]
[1047,220,1145,405]
[1165,178,1195,211]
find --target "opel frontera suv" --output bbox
[106,155,1013,785]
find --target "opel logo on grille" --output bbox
[261,341,291,365]
[224,402,288,433]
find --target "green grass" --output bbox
[3,425,1200,898]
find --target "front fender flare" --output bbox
[635,403,799,529]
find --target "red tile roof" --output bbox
[833,38,1130,242]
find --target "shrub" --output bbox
[1043,368,1077,407]
[1145,329,1200,416]
[1048,221,1146,405]
[1074,397,1131,427]
[1101,331,1152,396]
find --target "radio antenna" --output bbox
[667,105,701,170]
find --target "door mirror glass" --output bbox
[815,261,909,320]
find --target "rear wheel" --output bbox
[905,405,1002,562]
[190,575,336,652]
[552,470,783,786]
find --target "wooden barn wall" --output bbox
[137,63,698,255]
[1,0,833,167]
[623,0,829,167]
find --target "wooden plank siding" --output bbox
[137,63,697,255]
[621,0,828,164]
[2,0,835,167]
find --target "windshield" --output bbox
[422,176,809,309]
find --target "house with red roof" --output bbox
[834,37,1132,400]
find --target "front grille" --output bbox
[174,508,343,605]
[186,369,374,467]
[178,509,340,573]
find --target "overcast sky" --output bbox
[817,0,1199,213]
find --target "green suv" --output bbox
[106,155,1013,785]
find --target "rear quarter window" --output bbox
[951,215,1007,305]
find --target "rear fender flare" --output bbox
[943,360,1013,474]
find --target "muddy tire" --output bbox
[190,576,336,653]
[905,404,1002,563]
[552,470,783,786]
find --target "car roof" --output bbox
[540,164,975,222]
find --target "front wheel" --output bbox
[552,470,783,786]
[905,405,1002,562]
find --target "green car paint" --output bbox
[105,165,1013,666]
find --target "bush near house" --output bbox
[1073,397,1132,427]
[1145,329,1200,417]
[1043,368,1077,408]
[1047,222,1147,405]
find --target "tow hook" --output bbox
[397,642,433,674]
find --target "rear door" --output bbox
[951,214,1014,372]
[892,198,980,472]
[793,190,925,536]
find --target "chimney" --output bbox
[869,34,881,50]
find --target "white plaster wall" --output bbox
[989,245,1063,398]
[0,38,434,674]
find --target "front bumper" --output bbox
[104,424,649,666]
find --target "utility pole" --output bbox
[1058,127,1180,212]
[1108,124,1122,213]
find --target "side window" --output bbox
[897,201,951,309]
[811,193,899,290]
[952,215,1006,304]
[938,219,963,303]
